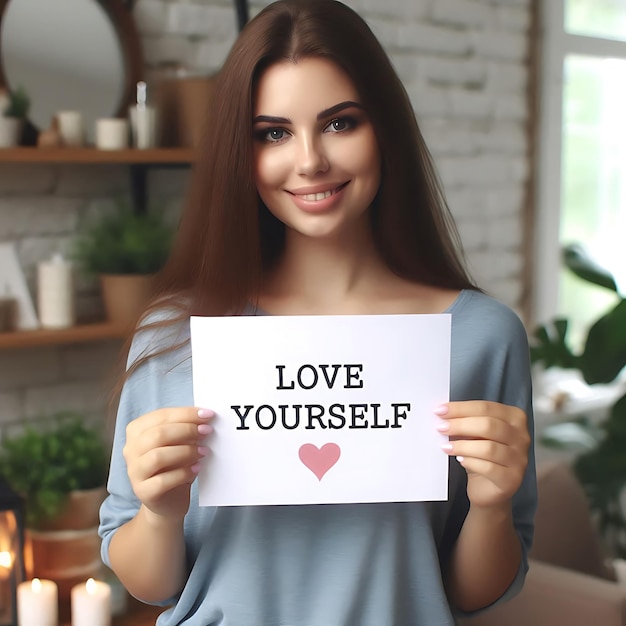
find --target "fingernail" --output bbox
[191,463,201,474]
[198,446,210,456]
[198,409,215,419]
[436,421,449,432]
[198,424,213,435]
[441,443,453,452]
[456,456,465,464]
[434,405,448,416]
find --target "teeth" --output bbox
[300,190,333,201]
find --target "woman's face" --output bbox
[253,57,381,241]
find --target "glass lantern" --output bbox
[0,480,25,626]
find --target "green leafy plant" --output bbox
[531,243,626,555]
[73,200,173,275]
[1,85,31,119]
[0,412,109,528]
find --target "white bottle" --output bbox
[129,81,157,149]
[37,253,75,329]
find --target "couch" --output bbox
[461,461,626,626]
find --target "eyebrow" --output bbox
[253,100,364,125]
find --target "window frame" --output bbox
[534,0,626,325]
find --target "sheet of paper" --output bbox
[191,314,451,507]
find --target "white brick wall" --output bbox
[0,0,533,433]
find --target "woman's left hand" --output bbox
[437,401,530,508]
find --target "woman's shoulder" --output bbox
[449,289,529,346]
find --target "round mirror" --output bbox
[0,0,142,143]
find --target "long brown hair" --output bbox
[119,0,476,384]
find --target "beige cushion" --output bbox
[531,461,615,581]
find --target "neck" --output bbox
[262,224,390,311]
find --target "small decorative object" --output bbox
[37,253,75,329]
[0,244,39,330]
[36,116,62,149]
[129,81,157,149]
[56,110,85,147]
[16,578,58,626]
[95,118,128,150]
[71,578,111,626]
[72,200,173,326]
[0,480,26,626]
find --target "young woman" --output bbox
[99,1,536,624]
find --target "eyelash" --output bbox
[254,116,359,144]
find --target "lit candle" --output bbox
[71,577,111,626]
[17,578,58,626]
[0,551,11,580]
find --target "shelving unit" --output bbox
[0,322,129,350]
[0,146,196,164]
[0,146,195,350]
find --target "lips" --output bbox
[286,181,350,213]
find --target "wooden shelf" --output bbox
[0,322,129,349]
[0,146,197,164]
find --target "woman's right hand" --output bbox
[123,407,214,521]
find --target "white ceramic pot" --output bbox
[0,116,22,147]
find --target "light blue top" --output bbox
[99,289,537,625]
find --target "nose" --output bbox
[295,133,329,177]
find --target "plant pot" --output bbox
[24,487,107,603]
[37,486,107,532]
[0,117,22,147]
[100,273,156,328]
[24,526,105,602]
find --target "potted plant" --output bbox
[0,85,30,147]
[0,411,109,598]
[531,243,626,555]
[73,199,173,327]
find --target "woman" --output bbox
[99,1,536,624]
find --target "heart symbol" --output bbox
[298,443,341,481]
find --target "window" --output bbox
[535,0,626,348]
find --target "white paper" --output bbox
[191,314,451,507]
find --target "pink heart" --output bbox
[298,443,341,481]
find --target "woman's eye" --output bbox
[324,117,356,133]
[264,128,287,142]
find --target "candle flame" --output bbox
[32,578,42,593]
[86,578,96,595]
[0,551,11,569]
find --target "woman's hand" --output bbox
[436,401,530,508]
[123,407,215,521]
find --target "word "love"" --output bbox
[276,364,364,390]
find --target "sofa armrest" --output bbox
[459,559,626,626]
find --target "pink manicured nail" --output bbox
[198,409,215,419]
[456,456,465,464]
[190,463,201,474]
[441,443,453,452]
[198,424,213,435]
[434,405,448,416]
[436,421,449,432]
[197,446,210,456]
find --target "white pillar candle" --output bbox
[17,578,58,626]
[37,253,75,329]
[95,118,128,150]
[71,578,111,626]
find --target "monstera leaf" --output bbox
[563,243,620,294]
[579,299,626,385]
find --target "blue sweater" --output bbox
[99,289,537,625]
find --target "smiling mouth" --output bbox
[290,182,349,201]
